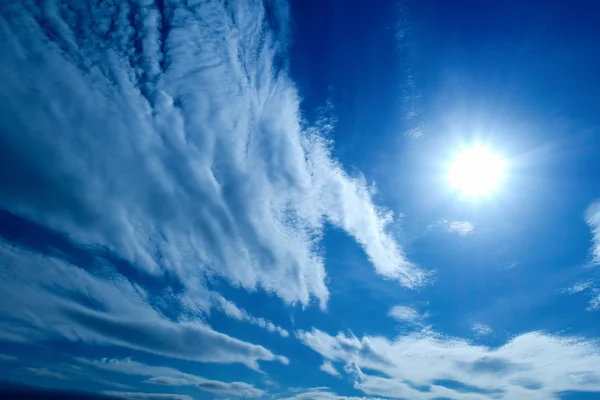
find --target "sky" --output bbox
[0,0,600,399]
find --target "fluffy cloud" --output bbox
[78,357,264,397]
[0,0,422,313]
[447,221,474,236]
[297,327,600,399]
[319,361,341,377]
[0,241,285,370]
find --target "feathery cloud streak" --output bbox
[0,0,423,312]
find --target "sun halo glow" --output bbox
[448,146,506,198]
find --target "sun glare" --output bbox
[448,146,506,198]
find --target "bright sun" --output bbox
[448,146,506,198]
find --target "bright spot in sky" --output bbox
[448,146,506,198]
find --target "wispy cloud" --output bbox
[0,0,423,315]
[563,280,594,294]
[586,201,600,264]
[563,279,600,312]
[297,327,600,399]
[0,353,17,362]
[212,294,289,337]
[277,387,387,400]
[0,241,285,370]
[447,221,474,236]
[103,392,193,400]
[425,219,474,237]
[588,290,600,311]
[79,357,264,397]
[471,323,492,337]
[319,361,340,377]
[387,305,426,325]
[24,367,67,380]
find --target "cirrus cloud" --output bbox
[0,0,423,313]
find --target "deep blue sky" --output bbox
[1,1,600,399]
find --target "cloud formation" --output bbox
[212,294,289,337]
[0,0,422,313]
[277,388,387,400]
[24,367,67,380]
[297,327,600,399]
[0,240,285,370]
[78,357,264,397]
[471,323,492,337]
[0,353,17,362]
[387,305,425,325]
[588,291,600,311]
[104,392,193,400]
[447,221,474,236]
[319,361,341,377]
[586,201,600,264]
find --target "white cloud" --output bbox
[588,291,600,311]
[277,388,387,400]
[564,280,594,294]
[0,353,17,362]
[562,280,600,311]
[0,241,286,370]
[0,0,423,312]
[424,219,474,237]
[297,327,600,399]
[506,262,518,269]
[586,201,600,264]
[212,294,289,337]
[447,221,474,236]
[319,361,341,377]
[471,323,492,336]
[24,367,67,380]
[103,392,193,400]
[79,357,264,397]
[387,306,424,325]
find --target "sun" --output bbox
[447,146,506,198]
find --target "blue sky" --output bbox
[1,0,600,399]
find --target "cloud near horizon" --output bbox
[296,327,600,399]
[77,357,265,397]
[103,392,193,400]
[0,240,286,370]
[2,1,598,400]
